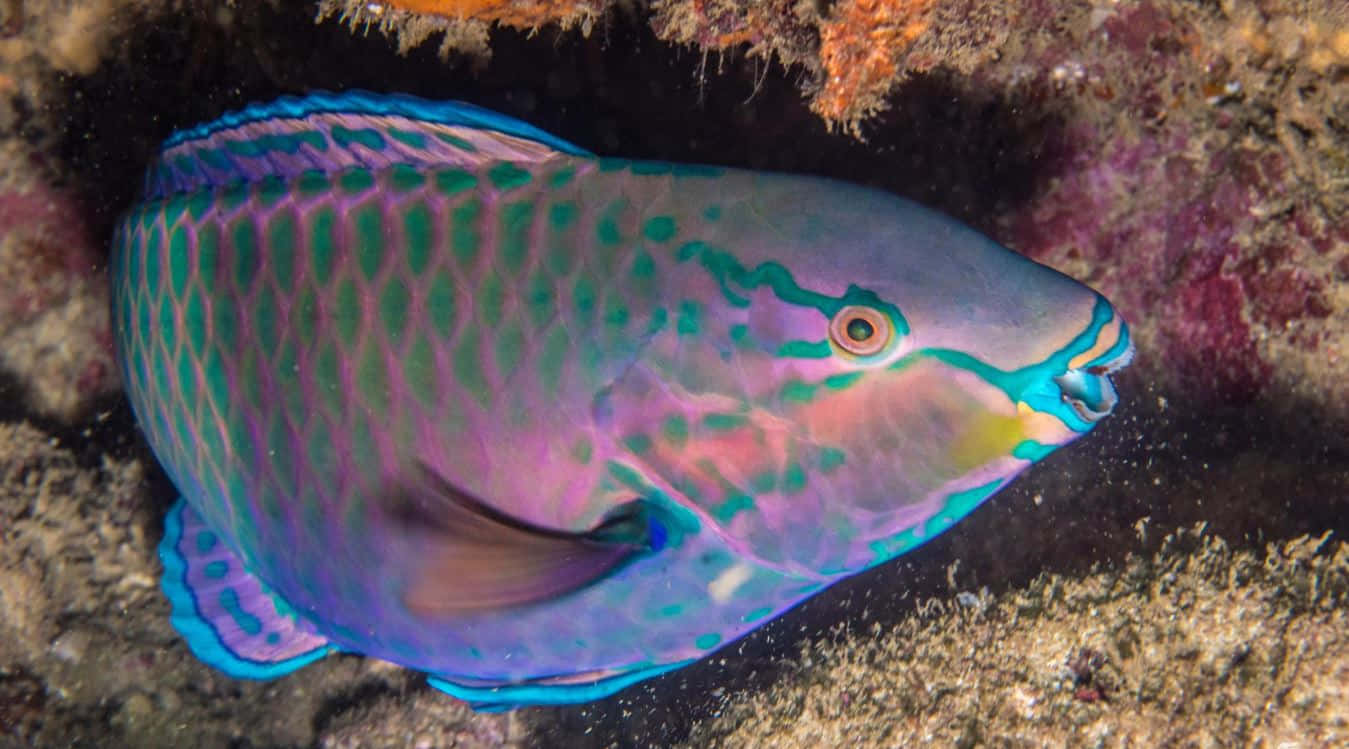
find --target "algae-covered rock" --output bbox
[685,528,1349,747]
[317,0,611,59]
[0,148,117,422]
[0,421,521,747]
[0,0,1345,746]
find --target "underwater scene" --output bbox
[0,0,1346,746]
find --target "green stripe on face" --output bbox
[676,300,702,335]
[867,480,1005,565]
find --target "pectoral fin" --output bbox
[387,463,660,617]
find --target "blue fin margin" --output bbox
[162,498,695,708]
[427,660,696,712]
[161,90,593,157]
[159,500,333,679]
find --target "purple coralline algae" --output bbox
[989,1,1347,414]
[0,147,118,420]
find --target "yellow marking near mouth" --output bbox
[948,409,1030,473]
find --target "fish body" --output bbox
[109,92,1133,708]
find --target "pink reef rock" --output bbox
[991,0,1348,415]
[0,144,117,421]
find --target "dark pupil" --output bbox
[845,317,875,342]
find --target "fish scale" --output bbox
[117,153,780,667]
[111,91,1133,708]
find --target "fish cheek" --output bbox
[796,363,1016,513]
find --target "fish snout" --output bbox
[1052,320,1134,425]
[1053,368,1118,424]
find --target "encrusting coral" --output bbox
[649,0,822,74]
[376,0,604,29]
[813,0,938,126]
[317,0,611,58]
[321,0,1000,130]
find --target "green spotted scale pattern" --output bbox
[112,93,1132,706]
[113,151,824,679]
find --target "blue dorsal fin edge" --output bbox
[161,90,592,157]
[143,90,593,200]
[159,499,333,679]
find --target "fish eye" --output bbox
[829,305,891,357]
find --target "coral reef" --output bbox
[0,0,1345,745]
[317,0,611,58]
[0,421,522,748]
[812,0,939,126]
[685,528,1349,747]
[808,0,1010,126]
[0,143,116,421]
[0,0,123,82]
[330,0,1008,129]
[986,0,1348,415]
[649,0,822,72]
[0,0,179,422]
[380,0,605,29]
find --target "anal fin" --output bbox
[159,500,332,679]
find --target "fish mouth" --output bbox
[1053,325,1134,424]
[1054,368,1119,423]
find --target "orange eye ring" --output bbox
[829,305,892,357]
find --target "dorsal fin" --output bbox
[144,90,593,200]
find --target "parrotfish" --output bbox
[109,91,1133,710]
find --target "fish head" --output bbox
[641,173,1133,576]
